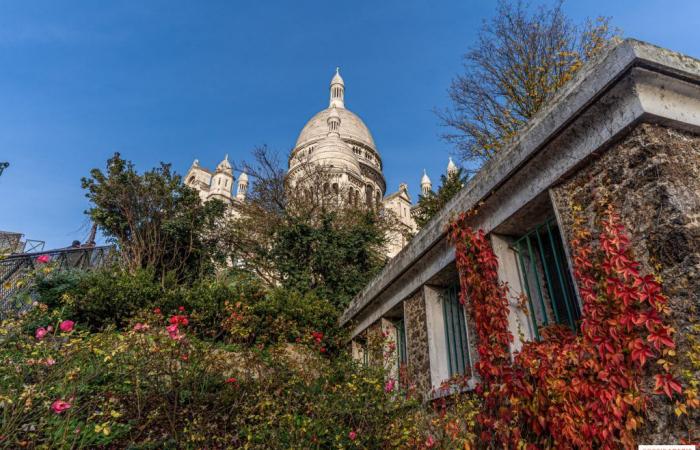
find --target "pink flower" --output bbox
[35,327,48,340]
[46,325,54,332]
[44,358,56,366]
[59,320,75,333]
[133,323,149,332]
[153,307,162,315]
[348,430,357,441]
[51,399,71,414]
[425,435,436,448]
[166,324,183,341]
[384,379,396,393]
[225,377,237,384]
[36,254,50,264]
[178,306,185,312]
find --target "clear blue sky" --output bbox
[1,0,699,249]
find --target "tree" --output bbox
[439,0,615,167]
[272,210,387,309]
[412,167,469,228]
[224,146,391,307]
[82,153,227,283]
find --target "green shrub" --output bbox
[68,268,163,330]
[33,268,89,308]
[247,288,339,345]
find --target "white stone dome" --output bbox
[295,107,376,150]
[307,133,362,176]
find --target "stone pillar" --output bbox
[403,289,432,399]
[491,234,536,354]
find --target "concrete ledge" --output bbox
[340,39,700,334]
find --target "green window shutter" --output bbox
[514,217,581,337]
[443,284,471,377]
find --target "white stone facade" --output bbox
[186,68,456,259]
[184,155,247,215]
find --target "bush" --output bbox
[0,306,426,448]
[67,268,163,331]
[33,268,89,309]
[244,288,340,346]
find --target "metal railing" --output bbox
[0,245,115,316]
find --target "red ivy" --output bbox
[448,204,682,449]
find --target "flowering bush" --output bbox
[0,277,440,448]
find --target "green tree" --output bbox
[412,167,468,228]
[224,146,391,308]
[271,210,386,309]
[439,0,615,166]
[82,152,227,284]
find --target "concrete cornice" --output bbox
[340,39,700,332]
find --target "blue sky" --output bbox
[1,0,699,249]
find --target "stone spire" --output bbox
[421,169,432,196]
[329,67,345,109]
[236,171,248,201]
[217,154,232,174]
[447,157,458,177]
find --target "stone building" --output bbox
[288,68,420,258]
[184,155,248,215]
[341,39,700,442]
[187,68,457,259]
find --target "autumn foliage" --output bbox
[448,204,689,449]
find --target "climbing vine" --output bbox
[448,204,688,449]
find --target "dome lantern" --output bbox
[329,67,345,109]
[327,105,341,134]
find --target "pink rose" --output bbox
[384,379,396,393]
[35,327,48,340]
[59,320,75,333]
[348,430,357,441]
[36,254,50,264]
[133,323,149,332]
[166,324,183,341]
[425,435,436,448]
[51,399,71,414]
[46,325,54,332]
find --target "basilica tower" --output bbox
[288,68,386,208]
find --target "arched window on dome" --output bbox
[332,183,339,196]
[365,185,373,209]
[375,191,381,209]
[187,175,195,185]
[323,183,330,196]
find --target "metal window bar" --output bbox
[442,284,470,377]
[395,319,407,366]
[514,218,580,336]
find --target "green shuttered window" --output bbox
[514,217,581,338]
[443,284,470,377]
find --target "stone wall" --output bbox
[551,123,700,443]
[403,289,432,399]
